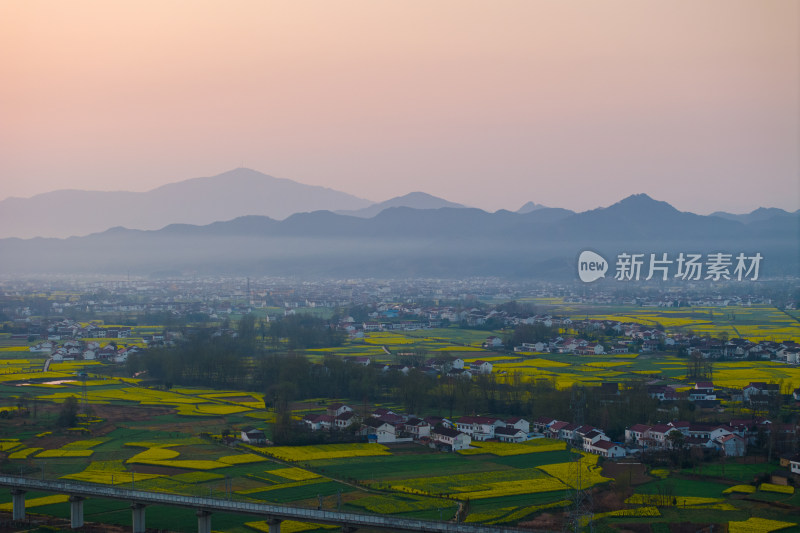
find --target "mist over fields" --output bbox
[0,193,796,280]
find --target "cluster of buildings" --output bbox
[623,419,766,458]
[28,339,141,363]
[14,318,134,341]
[342,356,493,378]
[300,403,533,452]
[511,319,799,364]
[532,417,626,458]
[646,381,793,411]
[298,404,633,460]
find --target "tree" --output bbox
[666,430,686,467]
[57,396,79,427]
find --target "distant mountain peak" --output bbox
[0,168,372,238]
[516,201,548,214]
[710,206,794,224]
[335,191,465,218]
[393,191,447,201]
[617,193,656,204]
[608,193,678,213]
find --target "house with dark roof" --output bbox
[240,427,266,444]
[591,440,626,458]
[533,416,557,434]
[431,427,471,451]
[743,382,780,401]
[404,418,431,439]
[495,426,527,443]
[625,424,652,446]
[582,430,609,451]
[455,416,504,441]
[303,413,334,431]
[359,418,397,444]
[717,434,746,457]
[548,421,570,439]
[505,417,530,434]
[335,411,356,429]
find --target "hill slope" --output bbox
[0,168,371,238]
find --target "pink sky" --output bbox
[1,1,798,214]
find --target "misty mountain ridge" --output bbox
[1,192,796,279]
[2,168,794,240]
[335,191,466,218]
[710,207,799,224]
[0,168,372,239]
[516,201,549,214]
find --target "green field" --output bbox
[1,304,799,530]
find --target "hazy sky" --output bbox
[2,1,798,214]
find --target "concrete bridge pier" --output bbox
[197,509,212,533]
[131,502,146,533]
[11,489,25,521]
[70,495,85,528]
[266,517,282,533]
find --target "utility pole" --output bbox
[565,386,593,533]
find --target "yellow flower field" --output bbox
[217,453,268,465]
[270,467,321,481]
[435,346,486,351]
[35,439,105,458]
[723,485,756,494]
[263,443,391,462]
[728,518,797,533]
[384,467,566,500]
[37,449,94,458]
[0,371,75,383]
[465,508,515,523]
[50,361,102,371]
[9,447,42,459]
[125,441,233,470]
[350,494,454,515]
[454,477,568,499]
[127,445,181,462]
[585,361,632,368]
[63,461,162,484]
[363,333,416,345]
[626,494,725,506]
[538,454,611,489]
[0,358,36,364]
[246,520,337,533]
[131,458,230,470]
[458,439,566,456]
[496,358,571,368]
[0,495,69,511]
[237,477,328,495]
[592,506,661,520]
[484,500,571,525]
[462,356,519,362]
[759,483,794,494]
[170,471,224,484]
[0,440,21,452]
[173,403,252,416]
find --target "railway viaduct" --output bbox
[0,475,532,533]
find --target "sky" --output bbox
[1,0,798,214]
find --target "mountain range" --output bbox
[0,186,796,279]
[0,168,373,239]
[2,168,795,241]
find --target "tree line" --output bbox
[127,320,679,441]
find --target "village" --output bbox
[11,306,800,368]
[231,388,800,491]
